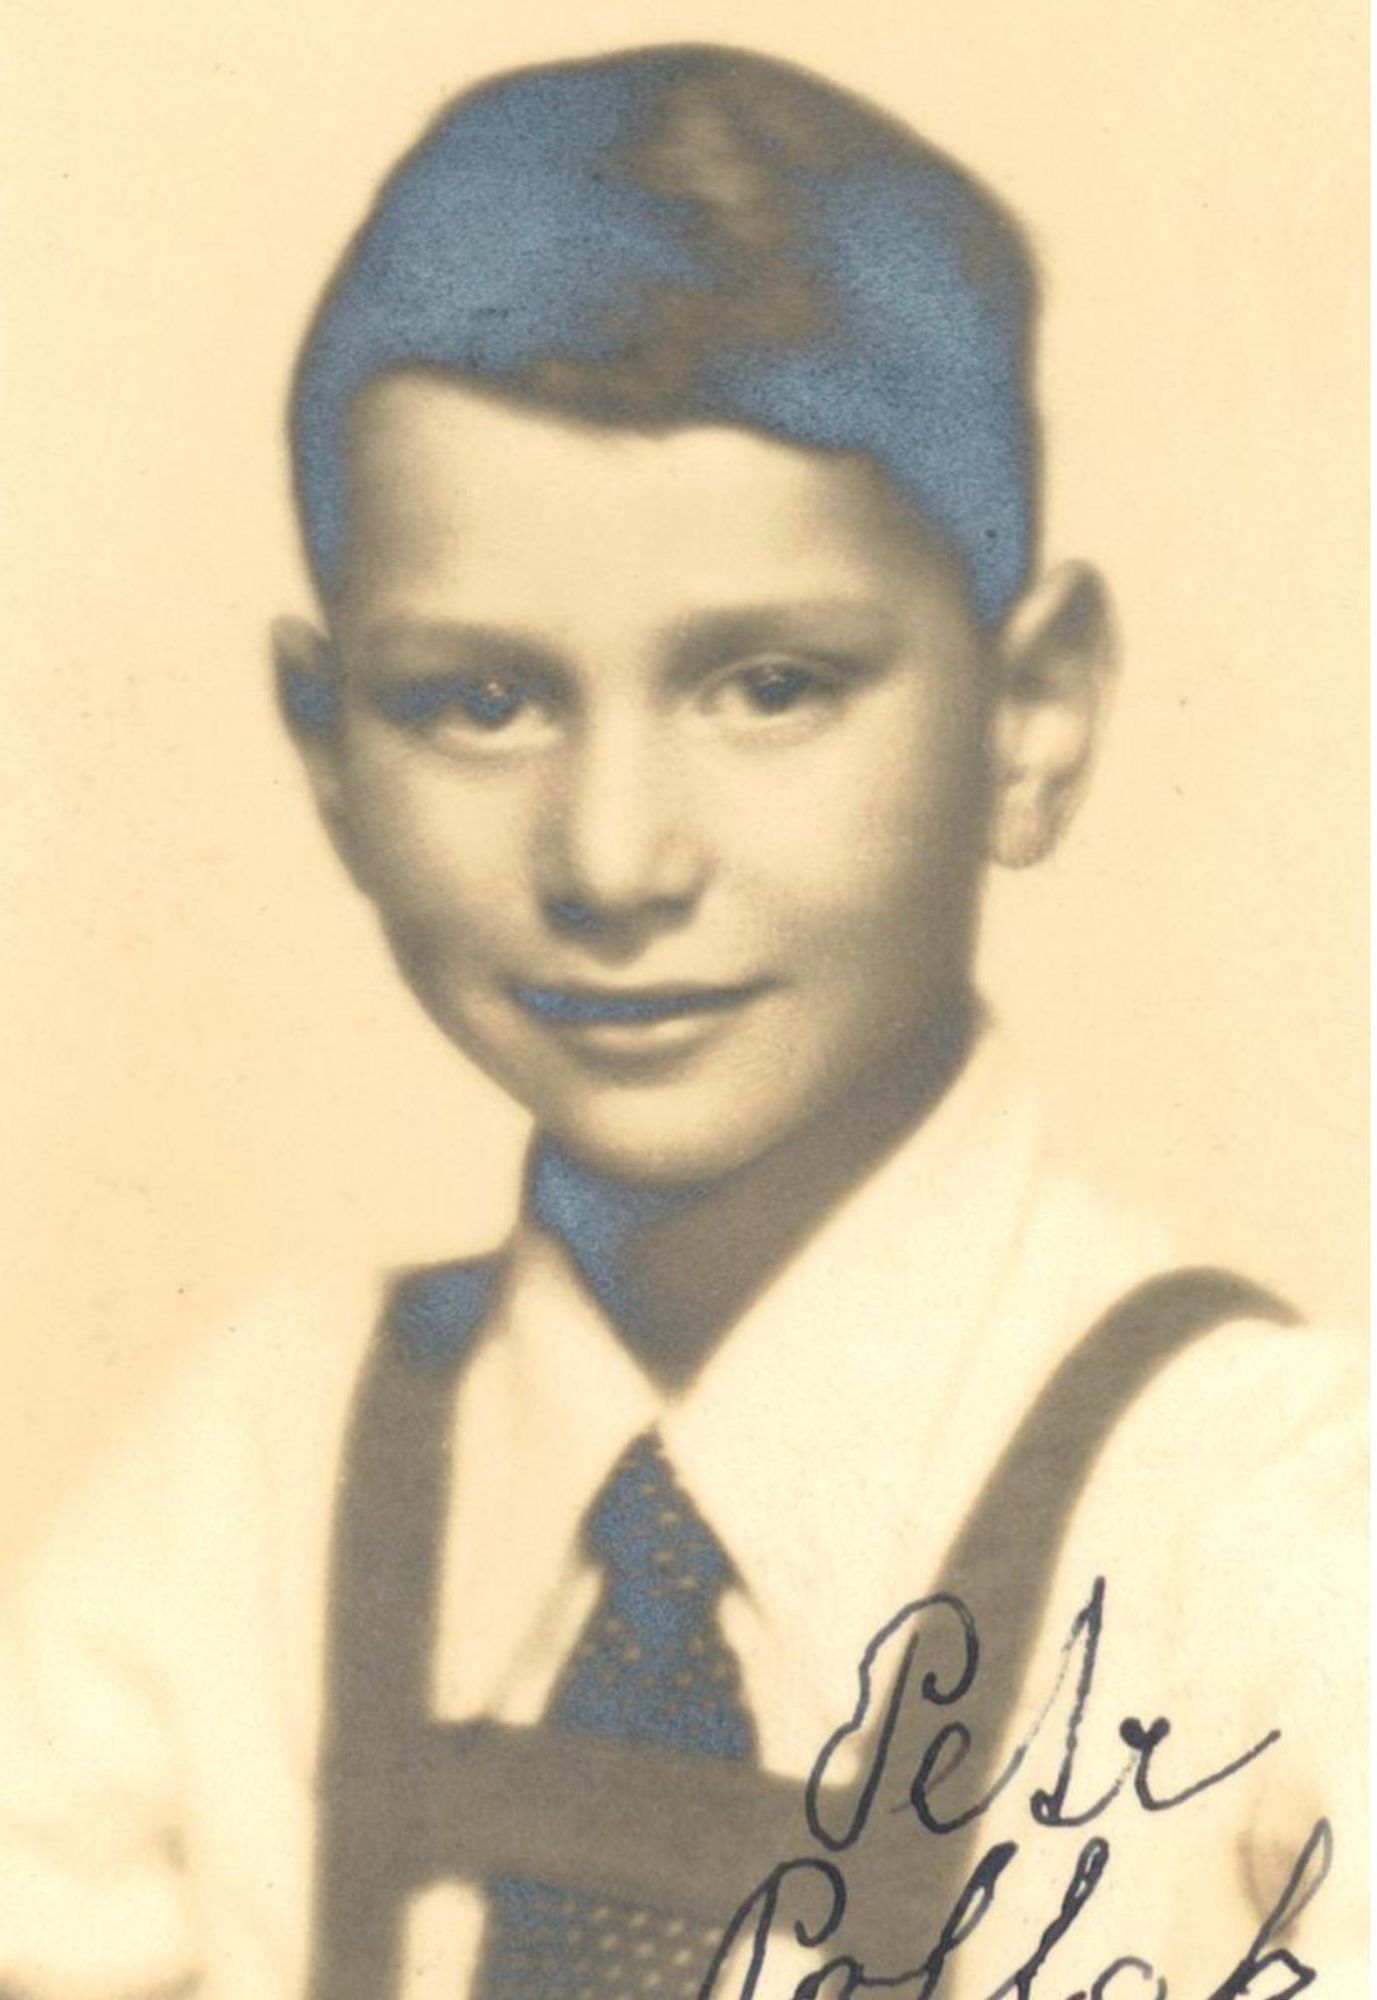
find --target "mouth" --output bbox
[512,981,771,1028]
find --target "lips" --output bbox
[513,982,767,1026]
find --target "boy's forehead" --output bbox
[341,370,955,610]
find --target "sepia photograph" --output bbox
[0,2,1366,1994]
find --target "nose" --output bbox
[538,714,708,941]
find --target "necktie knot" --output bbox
[553,1427,754,1762]
[583,1427,735,1601]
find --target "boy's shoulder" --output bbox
[164,1244,506,1405]
[153,1250,505,1487]
[18,1256,491,1608]
[1011,1156,1364,1638]
[983,1136,1363,1519]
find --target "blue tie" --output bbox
[475,1428,757,1997]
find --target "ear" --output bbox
[271,615,365,884]
[986,562,1116,869]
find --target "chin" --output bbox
[538,1095,793,1192]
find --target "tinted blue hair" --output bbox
[290,45,1040,625]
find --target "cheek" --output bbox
[732,701,988,949]
[339,742,530,950]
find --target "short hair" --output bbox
[290,43,1040,624]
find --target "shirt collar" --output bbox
[662,1024,1042,1709]
[498,1022,1043,1715]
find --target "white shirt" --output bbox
[0,1031,1365,1997]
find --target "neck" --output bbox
[530,1000,978,1391]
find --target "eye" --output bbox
[740,662,824,713]
[373,673,551,746]
[705,655,847,733]
[448,677,528,730]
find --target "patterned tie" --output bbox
[475,1428,757,1998]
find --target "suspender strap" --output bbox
[817,1265,1299,1965]
[928,1267,1302,1792]
[309,1260,499,1997]
[308,1264,1296,1994]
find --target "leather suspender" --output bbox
[307,1264,1296,1995]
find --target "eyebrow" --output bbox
[344,620,564,681]
[669,600,904,674]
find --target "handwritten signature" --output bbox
[702,1579,1332,1999]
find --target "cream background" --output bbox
[0,0,1366,1568]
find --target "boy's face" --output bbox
[297,374,1000,1187]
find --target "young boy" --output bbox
[0,42,1363,2000]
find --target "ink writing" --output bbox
[703,1580,1331,1998]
